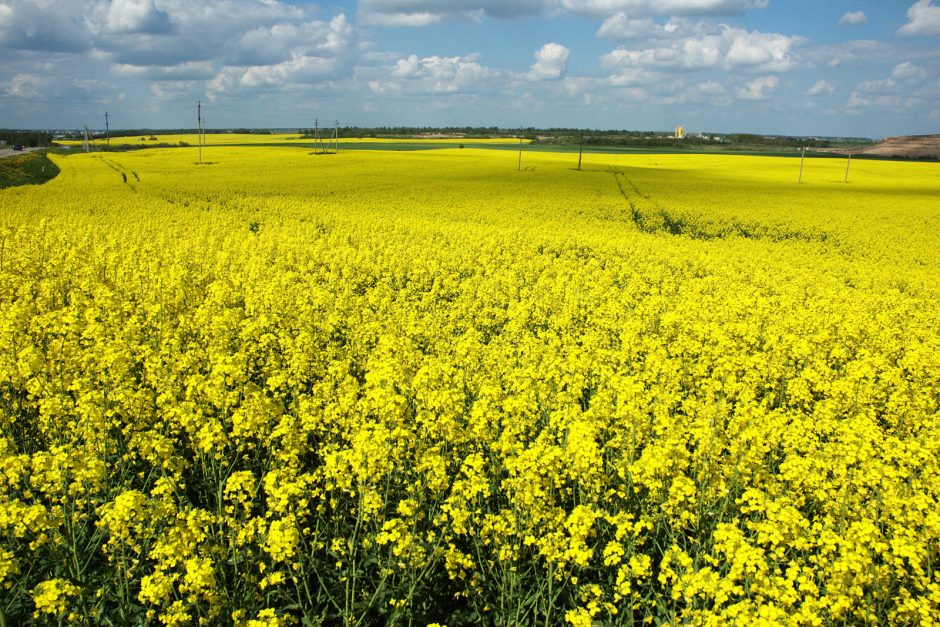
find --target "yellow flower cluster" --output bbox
[31,578,81,619]
[1,144,938,624]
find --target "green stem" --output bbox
[544,561,553,627]
[346,488,367,625]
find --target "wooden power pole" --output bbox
[577,131,583,171]
[798,146,805,183]
[197,101,202,164]
[517,128,523,171]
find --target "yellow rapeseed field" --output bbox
[1,145,938,625]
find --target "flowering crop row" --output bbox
[0,147,938,625]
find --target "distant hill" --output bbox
[849,134,940,160]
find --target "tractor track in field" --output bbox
[607,167,832,245]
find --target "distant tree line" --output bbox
[296,127,866,149]
[302,126,526,139]
[725,134,832,148]
[534,131,718,148]
[56,128,279,139]
[56,129,220,141]
[0,130,54,147]
[533,130,837,149]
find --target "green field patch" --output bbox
[0,152,60,189]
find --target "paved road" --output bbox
[0,147,40,159]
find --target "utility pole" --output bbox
[200,106,207,151]
[314,118,326,154]
[844,151,852,183]
[105,111,110,151]
[798,146,805,183]
[517,128,523,171]
[197,101,202,164]
[83,126,90,152]
[577,131,583,171]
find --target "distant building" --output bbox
[674,125,685,139]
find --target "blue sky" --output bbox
[1,0,938,136]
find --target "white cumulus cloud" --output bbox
[7,73,44,98]
[856,78,897,94]
[596,15,702,39]
[846,91,906,109]
[357,0,768,24]
[560,0,767,18]
[597,16,661,39]
[838,11,866,25]
[724,29,796,68]
[230,14,357,68]
[112,60,216,80]
[358,0,548,26]
[891,61,928,81]
[106,0,174,34]
[807,79,835,95]
[391,54,422,78]
[601,24,801,73]
[527,43,570,80]
[605,66,662,86]
[736,74,777,100]
[0,0,358,78]
[366,53,496,95]
[898,0,940,36]
[361,11,450,26]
